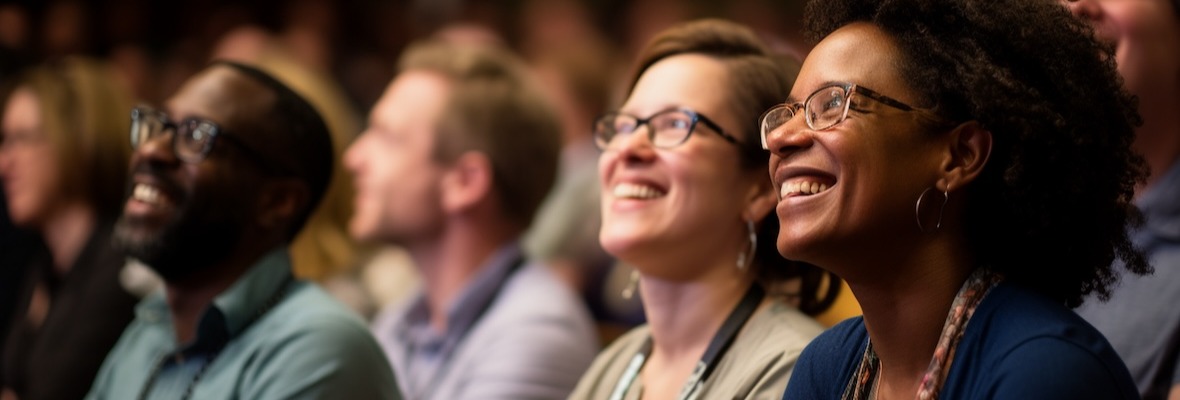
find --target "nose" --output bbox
[343,131,368,174]
[132,130,179,169]
[609,125,658,164]
[764,115,814,159]
[1066,0,1103,21]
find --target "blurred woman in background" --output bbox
[0,57,139,400]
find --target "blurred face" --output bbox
[1067,0,1180,98]
[598,54,756,277]
[0,88,64,228]
[345,70,449,245]
[114,66,273,280]
[764,23,947,266]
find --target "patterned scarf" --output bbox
[841,267,1003,400]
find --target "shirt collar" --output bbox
[134,247,294,352]
[401,242,525,344]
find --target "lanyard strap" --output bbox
[609,284,766,400]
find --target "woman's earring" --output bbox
[621,270,640,299]
[737,219,757,270]
[915,186,949,232]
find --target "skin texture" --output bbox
[344,70,450,248]
[0,88,62,227]
[599,54,769,281]
[115,66,276,281]
[767,24,951,276]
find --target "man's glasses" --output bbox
[593,108,742,150]
[759,83,947,149]
[129,106,289,174]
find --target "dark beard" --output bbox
[114,193,246,282]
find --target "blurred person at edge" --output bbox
[348,40,597,399]
[568,19,839,400]
[772,0,1148,398]
[0,57,138,400]
[1068,0,1180,399]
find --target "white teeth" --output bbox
[613,183,665,200]
[780,180,831,198]
[132,183,166,205]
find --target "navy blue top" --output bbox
[783,282,1140,400]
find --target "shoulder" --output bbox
[782,317,866,400]
[946,282,1138,399]
[235,282,401,398]
[248,281,389,363]
[481,262,598,342]
[706,300,828,399]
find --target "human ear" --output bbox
[440,151,494,214]
[937,121,992,192]
[257,178,310,231]
[742,172,779,222]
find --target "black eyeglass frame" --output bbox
[593,108,743,150]
[759,82,948,149]
[129,106,291,175]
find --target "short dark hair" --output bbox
[805,0,1149,307]
[629,19,840,315]
[211,60,334,240]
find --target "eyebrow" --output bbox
[785,80,850,104]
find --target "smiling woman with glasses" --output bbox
[570,19,838,400]
[768,0,1149,399]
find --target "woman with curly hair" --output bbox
[762,0,1147,398]
[569,19,839,400]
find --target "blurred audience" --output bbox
[0,57,138,400]
[1069,0,1180,399]
[349,40,597,399]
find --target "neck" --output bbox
[407,218,520,333]
[842,231,974,397]
[640,268,755,366]
[40,203,97,276]
[1133,88,1180,192]
[164,242,279,345]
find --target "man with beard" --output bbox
[347,41,598,399]
[85,62,401,400]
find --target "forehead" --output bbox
[2,88,40,131]
[623,54,732,118]
[165,66,274,132]
[792,22,916,103]
[370,69,452,132]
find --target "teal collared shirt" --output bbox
[86,248,402,400]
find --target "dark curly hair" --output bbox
[805,0,1150,307]
[630,19,840,315]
